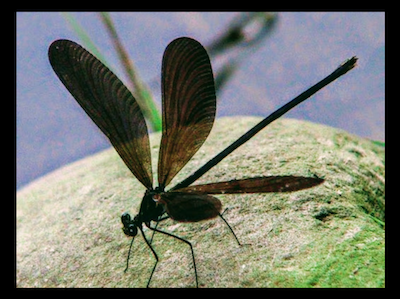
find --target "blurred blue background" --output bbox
[17,12,385,190]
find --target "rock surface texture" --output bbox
[17,117,385,288]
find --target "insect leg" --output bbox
[138,226,159,288]
[145,223,198,288]
[124,237,135,272]
[219,210,241,246]
[149,214,171,245]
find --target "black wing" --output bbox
[174,176,324,194]
[157,37,216,188]
[157,192,221,223]
[170,57,358,191]
[48,39,153,189]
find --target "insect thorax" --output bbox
[138,189,165,223]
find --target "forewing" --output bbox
[48,40,153,189]
[175,176,324,194]
[158,37,216,188]
[157,192,221,222]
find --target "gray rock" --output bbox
[17,117,385,287]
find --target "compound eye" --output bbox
[123,224,138,237]
[121,212,131,225]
